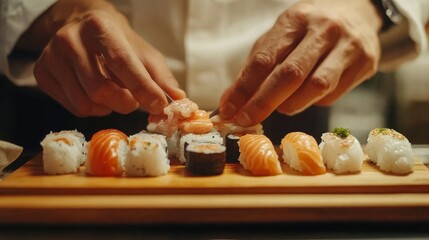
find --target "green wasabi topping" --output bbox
[333,127,350,139]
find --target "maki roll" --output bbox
[185,143,226,175]
[280,132,326,175]
[178,130,223,164]
[85,129,128,177]
[40,130,86,175]
[124,133,170,177]
[225,133,241,163]
[238,134,282,176]
[366,128,415,174]
[319,127,366,174]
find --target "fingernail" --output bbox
[220,102,237,119]
[149,99,165,114]
[236,112,252,126]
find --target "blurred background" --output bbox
[329,49,429,144]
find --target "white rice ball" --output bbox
[366,128,415,174]
[124,133,170,177]
[319,132,365,174]
[40,130,86,175]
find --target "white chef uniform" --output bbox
[1,0,428,110]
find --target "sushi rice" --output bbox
[124,133,170,177]
[319,129,366,174]
[366,128,415,174]
[40,130,86,175]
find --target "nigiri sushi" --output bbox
[280,132,326,175]
[124,132,170,177]
[85,129,128,177]
[319,127,365,174]
[147,98,213,138]
[238,134,282,176]
[40,130,86,175]
[366,128,415,174]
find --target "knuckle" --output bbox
[287,3,313,23]
[279,60,306,85]
[52,28,81,60]
[105,47,131,72]
[251,51,276,71]
[309,75,332,93]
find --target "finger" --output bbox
[140,51,186,100]
[316,53,377,106]
[233,29,335,126]
[34,62,84,116]
[40,44,112,117]
[53,22,141,115]
[82,12,167,114]
[219,23,304,119]
[277,39,362,115]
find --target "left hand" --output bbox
[218,0,383,126]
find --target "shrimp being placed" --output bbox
[238,134,282,176]
[280,132,326,175]
[85,129,128,177]
[148,98,213,137]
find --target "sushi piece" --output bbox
[319,127,366,174]
[147,98,213,138]
[366,128,415,174]
[280,132,326,175]
[211,115,264,164]
[186,143,226,175]
[0,140,23,171]
[40,130,86,175]
[238,134,282,176]
[225,133,241,163]
[211,115,263,138]
[124,133,170,177]
[85,129,128,177]
[178,130,223,164]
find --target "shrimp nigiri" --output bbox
[280,132,326,175]
[85,129,128,176]
[238,134,282,176]
[148,98,213,137]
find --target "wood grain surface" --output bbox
[0,154,429,224]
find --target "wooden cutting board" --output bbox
[1,154,429,195]
[1,154,429,224]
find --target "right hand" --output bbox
[32,0,185,117]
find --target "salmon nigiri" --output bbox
[85,129,128,176]
[280,132,326,175]
[237,134,282,176]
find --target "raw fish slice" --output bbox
[238,134,282,176]
[281,132,326,175]
[148,98,213,137]
[86,129,128,176]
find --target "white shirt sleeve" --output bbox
[0,0,57,86]
[379,0,429,72]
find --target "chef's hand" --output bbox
[218,0,382,126]
[23,0,185,117]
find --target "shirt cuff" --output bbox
[0,0,57,86]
